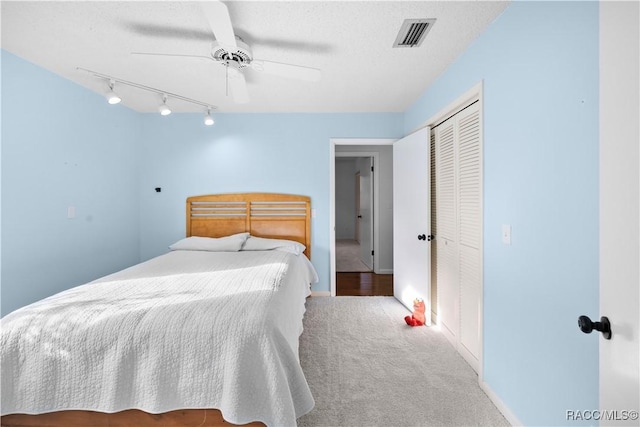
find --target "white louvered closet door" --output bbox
[435,101,482,373]
[457,103,482,365]
[436,119,458,340]
[430,131,438,322]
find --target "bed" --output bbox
[1,193,318,427]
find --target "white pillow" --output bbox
[169,233,249,252]
[241,236,306,255]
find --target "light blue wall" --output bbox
[1,51,142,315]
[137,113,403,292]
[405,2,599,425]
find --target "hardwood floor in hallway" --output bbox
[336,272,393,296]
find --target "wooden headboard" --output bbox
[186,193,312,259]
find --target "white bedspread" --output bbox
[1,250,318,426]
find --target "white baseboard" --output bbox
[479,380,522,426]
[311,291,331,297]
[374,269,393,274]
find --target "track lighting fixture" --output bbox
[204,109,215,126]
[78,67,217,125]
[158,95,172,116]
[105,80,121,105]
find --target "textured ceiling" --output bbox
[1,1,510,113]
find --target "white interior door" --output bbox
[393,127,431,321]
[359,158,374,269]
[599,2,639,423]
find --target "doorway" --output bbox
[335,155,389,296]
[329,140,396,296]
[335,156,373,273]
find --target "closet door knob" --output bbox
[417,234,426,241]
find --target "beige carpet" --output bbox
[336,239,372,272]
[297,297,509,427]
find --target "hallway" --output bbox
[336,272,393,296]
[335,239,371,272]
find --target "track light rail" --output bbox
[77,67,217,112]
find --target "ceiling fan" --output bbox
[132,0,322,104]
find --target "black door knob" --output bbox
[357,215,363,218]
[417,234,426,240]
[578,315,612,340]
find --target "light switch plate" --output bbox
[502,224,511,245]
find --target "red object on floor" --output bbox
[404,315,424,327]
[404,298,426,327]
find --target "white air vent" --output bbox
[393,19,436,48]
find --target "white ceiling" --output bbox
[1,1,509,114]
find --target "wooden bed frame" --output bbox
[186,193,311,259]
[1,193,312,427]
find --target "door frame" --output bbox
[599,1,639,417]
[355,171,360,243]
[329,139,395,296]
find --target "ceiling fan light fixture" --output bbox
[159,95,171,116]
[204,109,215,126]
[105,80,121,104]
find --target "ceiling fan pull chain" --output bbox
[225,62,229,97]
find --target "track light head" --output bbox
[105,80,121,104]
[159,95,171,116]
[106,91,121,104]
[204,109,215,126]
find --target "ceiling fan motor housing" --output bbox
[211,38,252,68]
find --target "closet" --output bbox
[432,100,482,372]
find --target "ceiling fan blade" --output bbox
[125,21,212,41]
[200,1,237,50]
[227,67,249,104]
[250,59,321,82]
[131,52,217,63]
